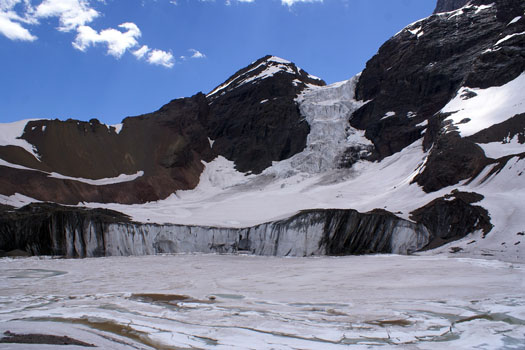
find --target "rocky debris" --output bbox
[206,55,325,173]
[0,331,95,347]
[410,191,493,250]
[0,249,31,257]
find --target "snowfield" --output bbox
[0,254,523,350]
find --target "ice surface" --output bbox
[0,119,42,160]
[0,254,523,349]
[443,72,525,137]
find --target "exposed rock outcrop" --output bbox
[410,191,493,250]
[352,0,525,191]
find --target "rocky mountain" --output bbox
[1,0,524,261]
[0,56,323,204]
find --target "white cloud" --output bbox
[281,0,323,6]
[132,44,150,59]
[0,0,187,69]
[0,0,37,40]
[189,48,205,58]
[73,22,141,58]
[133,44,174,68]
[0,10,36,40]
[34,0,99,32]
[226,0,254,4]
[147,49,174,68]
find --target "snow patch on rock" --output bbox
[49,171,145,185]
[443,72,525,137]
[478,135,525,159]
[207,56,322,98]
[0,119,42,161]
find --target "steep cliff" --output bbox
[0,204,430,258]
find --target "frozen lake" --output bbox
[0,254,524,349]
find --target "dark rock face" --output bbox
[318,209,428,255]
[434,0,470,13]
[410,191,493,250]
[352,0,525,191]
[206,55,325,173]
[413,132,491,192]
[468,113,525,147]
[0,331,95,347]
[0,203,129,257]
[0,93,213,204]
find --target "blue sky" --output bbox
[1,0,435,125]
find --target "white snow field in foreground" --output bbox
[0,254,523,350]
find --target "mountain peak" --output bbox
[206,55,324,100]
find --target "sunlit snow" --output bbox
[478,135,525,159]
[0,157,144,185]
[443,72,525,137]
[0,119,43,161]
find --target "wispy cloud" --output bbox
[281,0,323,6]
[0,0,37,40]
[73,22,141,58]
[0,11,36,40]
[33,0,99,31]
[0,0,179,68]
[189,48,205,58]
[132,44,150,59]
[133,44,174,68]
[225,0,254,5]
